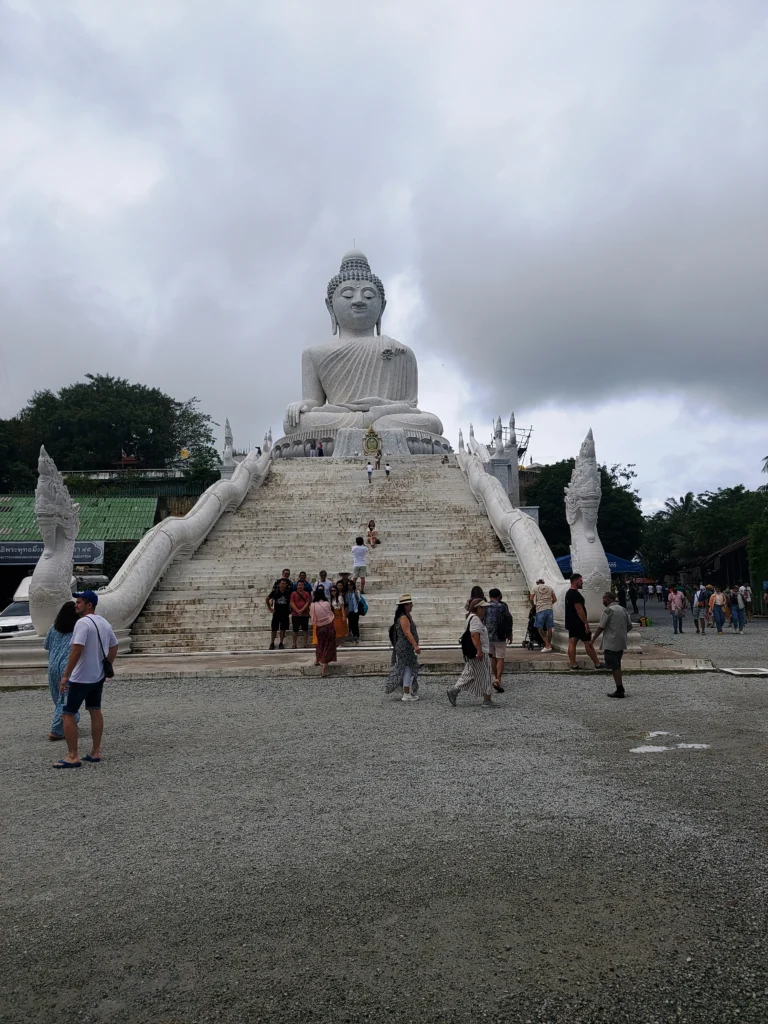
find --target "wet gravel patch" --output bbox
[2,670,767,1023]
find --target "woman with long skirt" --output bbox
[309,587,337,677]
[447,598,496,708]
[44,600,79,740]
[386,595,421,702]
[329,584,349,641]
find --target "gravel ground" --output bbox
[2,670,767,1024]
[641,613,768,668]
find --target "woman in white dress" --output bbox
[447,598,496,708]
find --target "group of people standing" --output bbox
[666,581,753,635]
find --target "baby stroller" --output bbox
[522,607,544,650]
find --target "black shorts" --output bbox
[292,615,309,632]
[63,681,104,715]
[603,649,623,670]
[568,624,592,642]
[271,610,290,631]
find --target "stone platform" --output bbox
[272,427,452,458]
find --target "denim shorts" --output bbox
[63,681,104,715]
[534,609,554,630]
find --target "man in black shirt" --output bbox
[266,578,292,650]
[564,573,602,670]
[272,567,293,591]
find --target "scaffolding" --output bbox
[487,423,534,464]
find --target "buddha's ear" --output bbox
[326,297,338,335]
[376,298,386,336]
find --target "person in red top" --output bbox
[290,582,312,649]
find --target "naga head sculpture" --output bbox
[564,429,601,543]
[35,447,80,558]
[326,250,386,336]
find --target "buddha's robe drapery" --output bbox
[285,335,444,435]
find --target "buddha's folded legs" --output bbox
[283,406,444,436]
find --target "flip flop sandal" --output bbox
[493,683,505,693]
[52,759,81,769]
[82,754,101,763]
[48,734,65,741]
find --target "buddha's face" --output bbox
[330,280,383,333]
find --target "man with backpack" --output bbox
[485,588,513,693]
[693,582,709,634]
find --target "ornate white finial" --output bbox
[458,429,465,452]
[469,423,475,441]
[29,447,81,635]
[494,415,503,452]
[565,429,601,541]
[506,412,517,449]
[223,419,234,464]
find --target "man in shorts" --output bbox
[591,591,633,698]
[351,536,368,594]
[530,577,556,652]
[565,573,602,670]
[485,588,513,692]
[266,578,292,649]
[54,590,118,768]
[692,582,709,634]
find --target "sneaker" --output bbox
[542,646,554,653]
[401,693,420,702]
[569,664,582,670]
[278,643,285,650]
[607,689,625,699]
[269,643,276,651]
[738,630,744,634]
[447,688,457,707]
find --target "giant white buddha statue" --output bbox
[282,251,444,438]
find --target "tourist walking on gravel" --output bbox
[309,587,337,676]
[729,586,745,633]
[710,586,726,633]
[351,536,368,594]
[565,574,602,670]
[692,583,709,635]
[447,598,496,708]
[53,590,118,769]
[387,595,421,702]
[667,584,685,635]
[289,581,311,649]
[740,581,753,623]
[591,592,632,699]
[530,578,556,652]
[485,588,513,692]
[656,582,663,603]
[344,578,361,644]
[628,581,639,615]
[44,600,79,742]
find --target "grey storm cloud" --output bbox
[1,0,766,449]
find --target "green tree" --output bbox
[523,459,644,559]
[0,375,220,482]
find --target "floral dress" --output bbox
[386,614,420,695]
[44,626,76,736]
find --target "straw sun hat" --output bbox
[398,594,414,604]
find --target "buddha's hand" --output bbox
[286,401,311,427]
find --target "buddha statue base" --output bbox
[272,427,453,459]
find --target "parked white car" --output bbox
[0,577,35,638]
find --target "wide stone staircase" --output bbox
[130,458,530,653]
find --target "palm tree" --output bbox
[664,492,697,517]
[760,455,768,492]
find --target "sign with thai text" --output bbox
[0,541,105,565]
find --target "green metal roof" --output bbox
[0,496,158,542]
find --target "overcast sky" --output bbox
[1,0,766,510]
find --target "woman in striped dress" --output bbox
[447,598,496,708]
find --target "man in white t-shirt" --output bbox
[351,537,368,594]
[366,462,374,483]
[54,590,118,769]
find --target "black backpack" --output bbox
[460,625,477,659]
[497,603,513,641]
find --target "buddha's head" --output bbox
[326,250,386,336]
